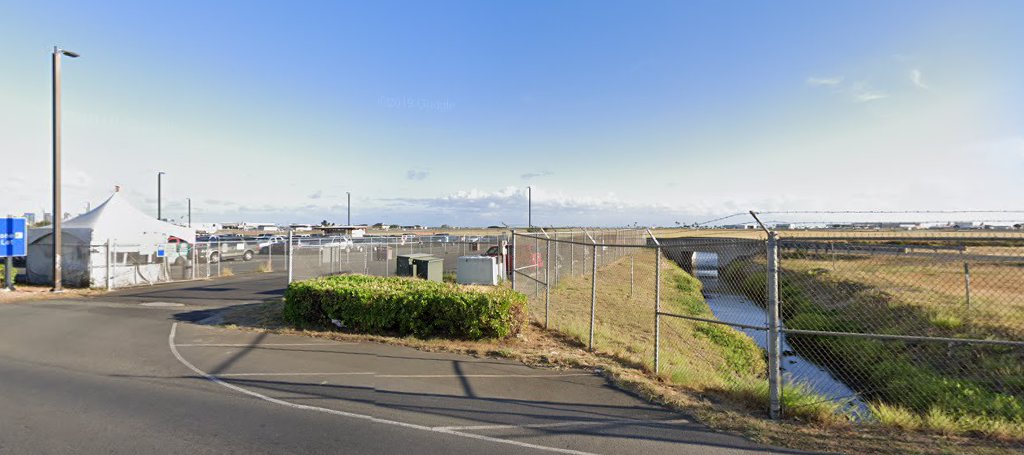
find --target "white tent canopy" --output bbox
[27,190,196,287]
[42,190,195,245]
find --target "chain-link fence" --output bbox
[512,228,1024,433]
[41,233,505,290]
[289,234,505,282]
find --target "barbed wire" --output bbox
[757,210,1024,215]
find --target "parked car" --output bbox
[164,236,192,266]
[196,237,257,263]
[485,244,520,279]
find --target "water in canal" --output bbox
[693,252,869,417]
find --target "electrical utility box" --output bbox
[412,256,443,282]
[456,255,500,285]
[396,253,433,277]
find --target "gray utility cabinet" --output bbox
[396,253,434,277]
[412,256,443,282]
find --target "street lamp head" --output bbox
[54,47,80,58]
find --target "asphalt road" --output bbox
[0,275,813,454]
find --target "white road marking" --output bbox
[218,372,376,377]
[215,372,591,378]
[169,323,598,455]
[140,302,185,307]
[174,343,350,347]
[378,373,593,379]
[435,418,691,432]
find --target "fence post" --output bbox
[545,236,551,329]
[553,236,559,284]
[767,231,782,420]
[287,230,294,284]
[570,233,575,276]
[510,230,517,292]
[534,236,540,298]
[590,242,597,351]
[655,246,662,374]
[105,239,112,290]
[964,262,971,311]
[622,254,630,297]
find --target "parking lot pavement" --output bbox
[171,323,811,454]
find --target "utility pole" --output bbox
[528,186,532,228]
[157,172,166,220]
[51,46,79,292]
[347,191,351,225]
[187,197,192,227]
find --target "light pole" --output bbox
[187,197,192,227]
[157,172,166,220]
[51,46,79,292]
[347,192,351,225]
[527,186,532,228]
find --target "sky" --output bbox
[2,0,1023,227]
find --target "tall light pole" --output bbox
[187,197,192,227]
[51,46,79,292]
[157,172,166,220]
[347,192,351,226]
[527,186,532,228]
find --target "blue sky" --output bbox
[2,1,1023,227]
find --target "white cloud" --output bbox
[910,69,929,90]
[521,171,553,180]
[850,82,887,102]
[406,169,429,181]
[806,76,844,86]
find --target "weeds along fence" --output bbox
[511,229,1024,433]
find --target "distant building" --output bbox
[320,225,367,238]
[193,223,222,234]
[239,222,278,231]
[290,224,314,232]
[22,212,36,225]
[721,223,757,229]
[43,212,53,223]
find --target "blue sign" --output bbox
[157,248,166,258]
[0,218,27,258]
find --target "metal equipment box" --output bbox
[412,256,443,282]
[396,253,433,277]
[456,255,500,285]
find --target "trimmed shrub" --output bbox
[283,275,527,340]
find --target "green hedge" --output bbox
[283,275,527,340]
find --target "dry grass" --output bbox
[0,285,104,304]
[782,254,1024,342]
